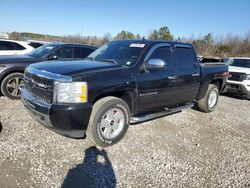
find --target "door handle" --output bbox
[192,73,200,77]
[168,76,177,80]
[194,62,199,67]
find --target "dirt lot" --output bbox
[0,95,249,188]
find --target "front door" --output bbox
[136,44,179,112]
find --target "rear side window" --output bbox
[0,41,16,50]
[149,46,172,68]
[29,42,43,48]
[14,43,26,50]
[74,47,95,58]
[0,41,26,50]
[174,47,196,70]
[74,47,81,58]
[55,47,73,58]
[80,47,95,58]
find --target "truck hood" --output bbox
[29,60,122,76]
[229,66,250,74]
[0,54,38,64]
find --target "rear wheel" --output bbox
[87,96,130,148]
[1,73,24,100]
[198,84,219,113]
[246,92,250,100]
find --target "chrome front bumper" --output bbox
[22,89,53,128]
[22,88,87,138]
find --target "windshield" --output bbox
[27,44,58,58]
[224,57,230,63]
[229,59,250,68]
[87,41,147,66]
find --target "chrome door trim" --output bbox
[144,43,171,61]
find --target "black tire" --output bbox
[1,73,24,100]
[87,96,130,148]
[198,84,219,113]
[246,93,250,100]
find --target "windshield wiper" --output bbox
[101,59,118,64]
[87,57,119,65]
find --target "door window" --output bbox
[149,46,173,69]
[175,47,196,71]
[0,41,16,50]
[55,47,73,58]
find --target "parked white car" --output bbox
[226,57,250,99]
[0,39,34,55]
[26,39,50,49]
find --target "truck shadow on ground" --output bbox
[0,122,2,133]
[61,146,116,188]
[220,92,248,101]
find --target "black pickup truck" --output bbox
[22,40,228,147]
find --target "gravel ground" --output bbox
[0,95,250,188]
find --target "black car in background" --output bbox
[0,43,97,99]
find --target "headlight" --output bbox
[246,74,250,80]
[56,82,88,103]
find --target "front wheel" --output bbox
[87,97,130,148]
[1,73,24,100]
[198,84,219,113]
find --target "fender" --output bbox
[0,66,26,82]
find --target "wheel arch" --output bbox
[0,69,24,85]
[92,90,136,114]
[0,69,24,95]
[210,79,223,92]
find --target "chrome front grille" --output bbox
[24,71,54,103]
[228,72,246,82]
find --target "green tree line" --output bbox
[8,27,250,57]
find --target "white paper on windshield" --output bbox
[129,43,145,48]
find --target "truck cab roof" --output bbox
[113,39,192,47]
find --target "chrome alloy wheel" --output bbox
[208,88,218,109]
[6,77,24,97]
[100,108,125,140]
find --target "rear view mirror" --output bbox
[145,59,166,71]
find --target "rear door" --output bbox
[173,44,200,103]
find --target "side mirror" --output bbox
[48,54,58,60]
[145,59,166,71]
